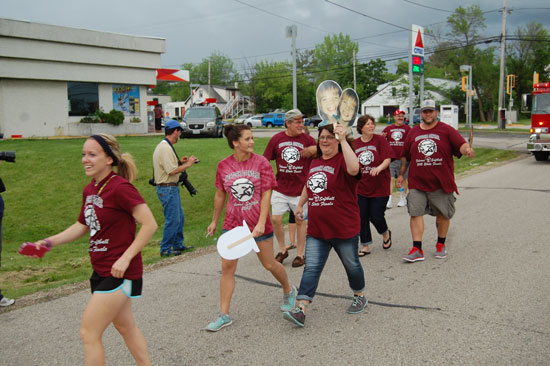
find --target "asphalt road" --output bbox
[1,132,548,365]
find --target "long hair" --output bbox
[91,133,138,183]
[224,123,251,149]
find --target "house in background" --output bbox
[185,84,253,119]
[0,18,165,137]
[361,75,460,121]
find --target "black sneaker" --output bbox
[283,307,305,327]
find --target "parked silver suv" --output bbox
[181,106,223,137]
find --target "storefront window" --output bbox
[68,82,99,116]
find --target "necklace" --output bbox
[97,174,116,196]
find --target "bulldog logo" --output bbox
[230,178,255,202]
[391,130,403,141]
[307,172,327,194]
[282,146,300,164]
[358,150,374,166]
[418,139,437,157]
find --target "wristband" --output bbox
[43,238,52,249]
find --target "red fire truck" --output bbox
[526,75,550,161]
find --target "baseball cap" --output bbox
[284,109,305,122]
[420,99,437,112]
[393,109,405,116]
[164,120,182,130]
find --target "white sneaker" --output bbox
[397,195,407,207]
[0,297,15,307]
[386,195,393,209]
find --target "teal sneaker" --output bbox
[347,295,368,314]
[206,313,232,332]
[280,285,296,312]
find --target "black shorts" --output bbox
[90,271,142,298]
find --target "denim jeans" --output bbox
[156,185,184,254]
[296,235,365,303]
[357,195,389,245]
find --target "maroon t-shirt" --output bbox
[78,172,146,280]
[403,122,466,194]
[353,134,394,197]
[263,131,317,197]
[305,153,360,239]
[382,124,411,159]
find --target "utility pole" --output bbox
[286,25,298,109]
[353,50,357,91]
[208,59,211,86]
[497,0,507,129]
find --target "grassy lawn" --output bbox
[0,135,519,298]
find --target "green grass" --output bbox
[0,136,518,298]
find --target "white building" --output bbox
[0,18,165,137]
[361,75,460,120]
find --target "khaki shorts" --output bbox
[271,190,302,216]
[407,189,456,219]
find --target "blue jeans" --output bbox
[357,195,389,245]
[296,235,365,303]
[156,185,184,254]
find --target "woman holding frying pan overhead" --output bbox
[206,123,295,332]
[283,123,367,328]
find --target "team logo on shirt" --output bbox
[84,196,102,237]
[282,146,300,164]
[230,178,255,202]
[391,130,403,141]
[358,150,374,166]
[307,172,327,193]
[418,139,437,157]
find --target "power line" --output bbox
[324,0,410,31]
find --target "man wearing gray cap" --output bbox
[397,100,474,262]
[153,120,198,257]
[263,109,317,267]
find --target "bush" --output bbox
[79,109,125,125]
[378,116,388,124]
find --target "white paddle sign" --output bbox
[217,221,260,260]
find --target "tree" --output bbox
[310,33,359,85]
[249,61,293,113]
[507,21,550,114]
[355,59,388,98]
[186,52,238,85]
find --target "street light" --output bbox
[460,65,473,128]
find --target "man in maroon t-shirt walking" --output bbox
[397,100,474,262]
[263,109,317,267]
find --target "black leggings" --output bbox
[357,195,389,245]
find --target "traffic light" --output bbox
[461,76,468,92]
[506,74,516,95]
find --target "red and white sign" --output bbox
[156,69,190,82]
[411,24,424,57]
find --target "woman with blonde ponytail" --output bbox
[24,133,157,366]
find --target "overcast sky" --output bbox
[2,0,549,75]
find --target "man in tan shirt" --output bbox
[153,120,198,256]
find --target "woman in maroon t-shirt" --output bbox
[29,134,157,365]
[353,115,393,256]
[283,123,367,327]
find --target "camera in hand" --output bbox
[0,134,16,163]
[179,171,197,196]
